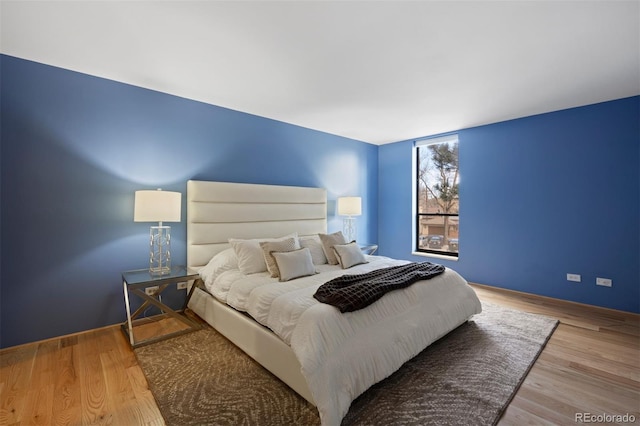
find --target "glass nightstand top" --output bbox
[122,265,198,286]
[359,244,378,255]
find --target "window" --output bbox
[415,135,459,257]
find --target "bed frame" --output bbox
[186,180,327,405]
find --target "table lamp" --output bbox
[337,196,361,243]
[134,189,182,275]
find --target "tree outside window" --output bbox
[416,135,459,256]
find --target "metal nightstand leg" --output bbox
[123,279,135,346]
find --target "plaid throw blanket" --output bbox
[313,262,446,313]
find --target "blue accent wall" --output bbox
[0,55,378,348]
[379,96,640,313]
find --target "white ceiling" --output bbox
[1,1,639,145]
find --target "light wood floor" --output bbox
[1,284,638,425]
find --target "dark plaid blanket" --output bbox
[313,262,446,313]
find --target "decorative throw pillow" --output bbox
[333,242,368,269]
[272,248,317,282]
[299,235,328,265]
[319,231,347,265]
[260,238,300,278]
[229,233,298,275]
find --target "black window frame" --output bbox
[414,135,459,258]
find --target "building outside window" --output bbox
[415,134,459,257]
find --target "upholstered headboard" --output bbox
[187,180,327,270]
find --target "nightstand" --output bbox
[359,244,378,255]
[121,265,201,348]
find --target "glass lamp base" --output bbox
[343,217,357,243]
[149,225,171,276]
[149,265,171,276]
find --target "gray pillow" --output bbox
[260,237,300,278]
[272,248,317,282]
[319,231,347,265]
[333,242,368,269]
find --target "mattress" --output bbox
[202,254,482,425]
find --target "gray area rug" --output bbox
[135,302,558,426]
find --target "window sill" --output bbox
[411,251,459,262]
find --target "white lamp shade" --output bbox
[134,190,182,222]
[337,196,362,216]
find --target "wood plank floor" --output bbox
[471,284,640,425]
[1,284,638,425]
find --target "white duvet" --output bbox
[205,255,482,425]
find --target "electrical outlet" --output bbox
[177,281,187,290]
[567,273,581,282]
[596,277,612,287]
[145,286,159,296]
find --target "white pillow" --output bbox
[198,248,238,285]
[259,237,300,278]
[333,242,368,269]
[319,231,347,265]
[229,233,298,275]
[272,248,317,282]
[299,235,328,265]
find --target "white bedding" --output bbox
[202,255,482,425]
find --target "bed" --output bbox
[186,180,482,425]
